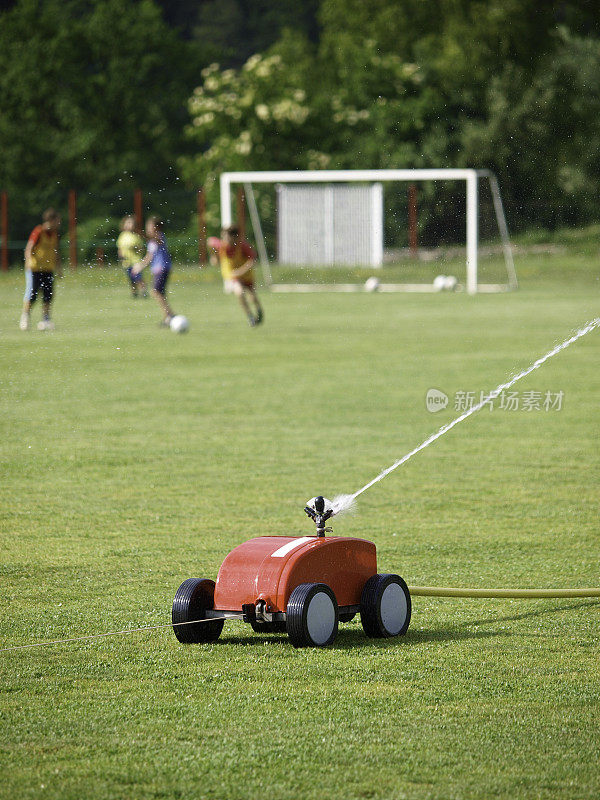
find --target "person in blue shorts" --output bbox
[132,215,175,326]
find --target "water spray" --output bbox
[325,317,600,518]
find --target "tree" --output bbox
[0,0,206,231]
[191,0,320,66]
[180,32,316,187]
[461,29,600,230]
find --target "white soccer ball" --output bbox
[444,275,458,291]
[170,315,189,334]
[364,277,380,292]
[433,275,447,291]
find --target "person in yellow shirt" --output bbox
[208,225,263,326]
[117,215,147,298]
[20,208,62,331]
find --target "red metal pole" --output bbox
[1,191,8,272]
[236,185,246,239]
[68,189,77,270]
[408,183,418,256]
[134,188,143,234]
[197,187,207,266]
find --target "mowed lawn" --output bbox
[0,256,599,800]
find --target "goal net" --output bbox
[219,169,517,295]
[278,183,383,267]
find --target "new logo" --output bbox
[426,388,449,413]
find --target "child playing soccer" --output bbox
[117,215,147,298]
[132,216,175,326]
[208,225,263,326]
[20,208,62,331]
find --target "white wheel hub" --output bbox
[306,591,336,645]
[380,582,407,635]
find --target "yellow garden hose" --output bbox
[409,586,600,598]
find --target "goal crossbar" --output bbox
[219,169,517,295]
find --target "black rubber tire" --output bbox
[172,578,224,643]
[286,583,338,648]
[360,574,411,638]
[338,612,356,623]
[250,620,287,634]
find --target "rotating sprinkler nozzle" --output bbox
[304,496,334,536]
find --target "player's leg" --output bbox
[246,285,263,325]
[38,272,55,330]
[127,266,139,298]
[153,290,174,323]
[152,268,174,325]
[20,269,34,330]
[232,280,255,325]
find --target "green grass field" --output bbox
[1,253,599,800]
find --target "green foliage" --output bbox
[3,0,600,244]
[191,0,320,66]
[462,29,600,230]
[181,28,439,182]
[74,216,122,265]
[0,0,205,232]
[180,33,314,187]
[181,1,600,238]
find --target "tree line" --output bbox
[1,0,599,246]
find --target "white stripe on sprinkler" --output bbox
[271,537,313,558]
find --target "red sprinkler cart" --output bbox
[172,497,411,648]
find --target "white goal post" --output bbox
[219,169,517,295]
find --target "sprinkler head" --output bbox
[304,496,334,536]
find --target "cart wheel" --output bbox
[172,578,224,643]
[286,583,338,648]
[338,612,356,623]
[250,620,287,634]
[360,574,411,638]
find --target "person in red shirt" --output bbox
[208,225,264,326]
[20,208,62,331]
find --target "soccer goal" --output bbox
[219,169,517,295]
